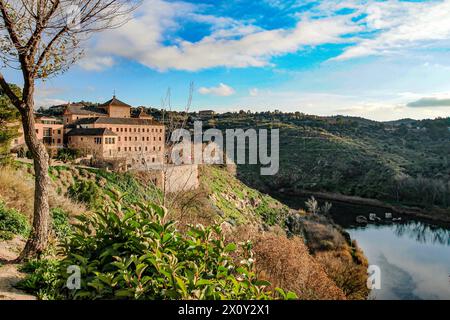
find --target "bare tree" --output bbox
[0,0,140,260]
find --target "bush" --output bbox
[19,201,295,300]
[17,259,64,300]
[56,148,80,162]
[51,208,72,239]
[0,230,14,240]
[0,201,30,237]
[68,180,102,208]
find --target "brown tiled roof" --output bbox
[66,128,117,137]
[65,104,107,116]
[100,96,132,108]
[72,117,163,126]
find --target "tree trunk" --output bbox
[17,95,51,261]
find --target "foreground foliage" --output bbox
[18,200,293,300]
[0,200,30,240]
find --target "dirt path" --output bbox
[0,237,36,300]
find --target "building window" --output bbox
[125,128,127,132]
[120,128,123,132]
[159,146,161,151]
[145,146,148,151]
[153,137,156,141]
[124,137,127,141]
[118,147,121,152]
[153,146,156,151]
[139,147,141,151]
[135,137,137,141]
[94,137,102,144]
[57,139,61,144]
[116,128,119,132]
[160,129,163,133]
[152,158,155,163]
[142,137,145,141]
[57,130,61,134]
[159,137,162,141]
[36,129,39,134]
[147,137,149,141]
[135,147,137,151]
[118,137,121,142]
[147,129,149,133]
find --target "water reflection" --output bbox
[392,221,450,246]
[348,221,450,300]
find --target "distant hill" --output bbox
[209,112,450,217]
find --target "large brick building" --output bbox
[11,115,64,154]
[11,97,199,192]
[64,96,165,168]
[12,96,165,168]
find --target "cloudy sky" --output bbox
[5,0,450,120]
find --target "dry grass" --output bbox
[301,219,347,253]
[225,226,346,300]
[315,249,370,300]
[0,166,34,218]
[0,165,87,220]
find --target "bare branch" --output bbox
[0,72,22,109]
[0,0,24,51]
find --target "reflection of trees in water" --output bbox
[393,222,450,246]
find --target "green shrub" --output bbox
[0,201,30,237]
[17,259,64,300]
[56,149,80,162]
[68,180,102,208]
[51,208,72,239]
[19,201,295,300]
[0,230,14,240]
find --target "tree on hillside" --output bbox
[0,84,21,161]
[0,0,140,260]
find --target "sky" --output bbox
[4,0,450,121]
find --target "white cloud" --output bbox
[335,0,450,60]
[78,56,115,71]
[199,83,235,96]
[86,0,360,71]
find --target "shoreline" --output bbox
[276,189,450,226]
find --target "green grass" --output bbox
[0,200,30,237]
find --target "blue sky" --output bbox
[5,0,450,120]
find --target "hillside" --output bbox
[0,162,368,300]
[210,113,450,220]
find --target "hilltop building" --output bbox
[11,115,64,154]
[63,97,165,168]
[11,97,199,192]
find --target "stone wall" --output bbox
[164,164,199,193]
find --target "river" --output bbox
[276,194,450,300]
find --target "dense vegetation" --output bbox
[17,199,293,300]
[0,85,21,163]
[205,112,450,216]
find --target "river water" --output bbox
[276,195,450,300]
